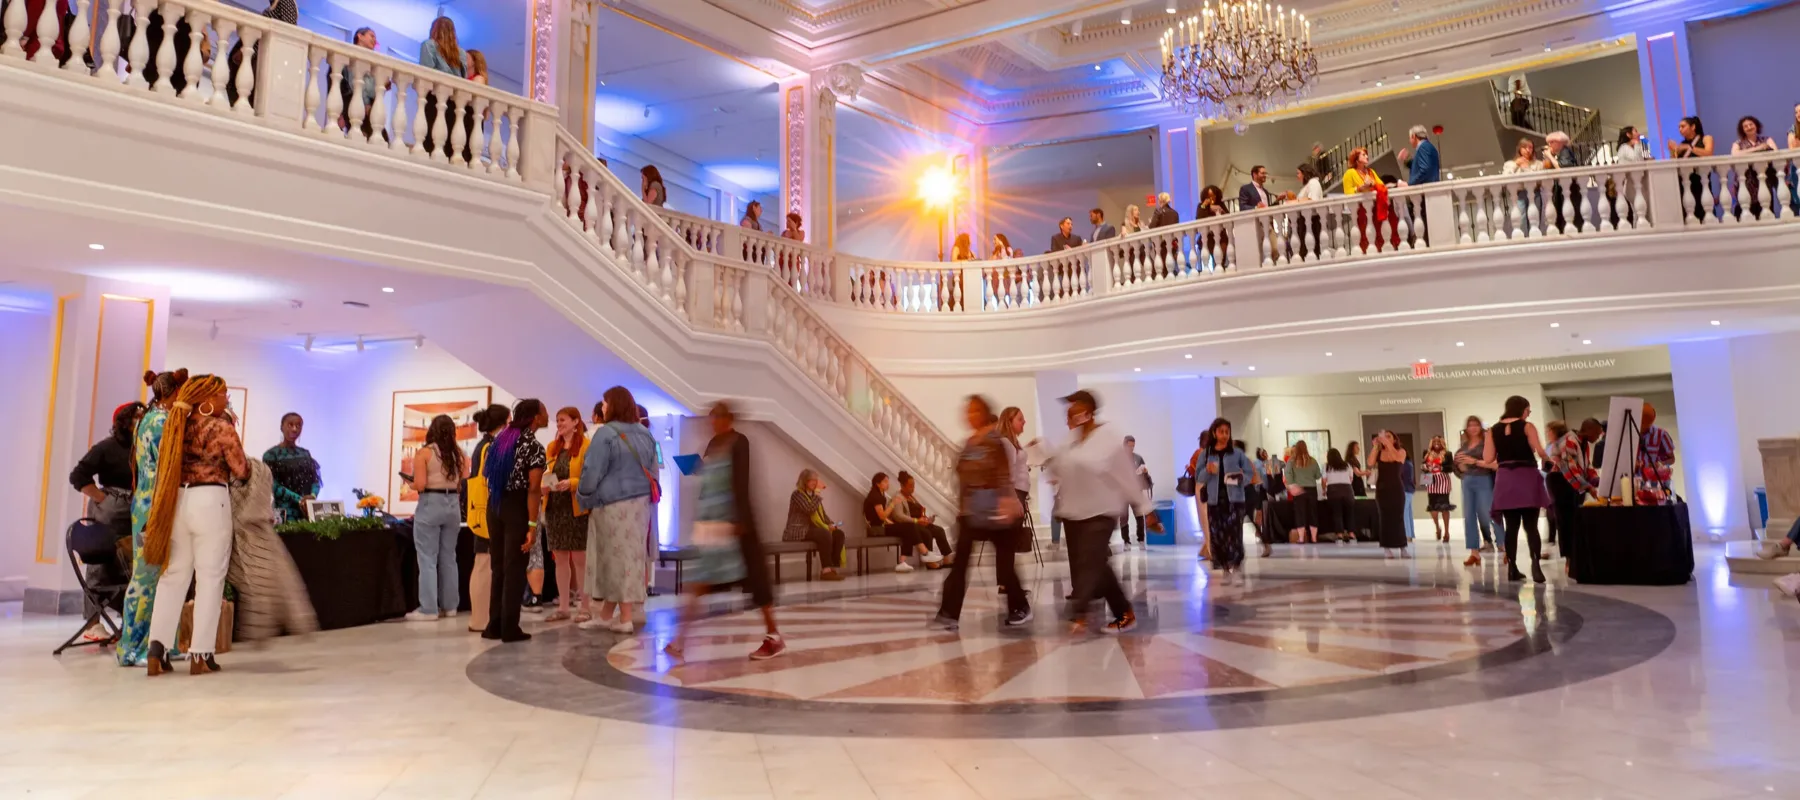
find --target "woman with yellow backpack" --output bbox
[463,404,510,633]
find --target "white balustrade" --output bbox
[975,252,1092,310]
[746,230,833,300]
[1105,219,1235,290]
[845,260,964,312]
[1673,152,1799,226]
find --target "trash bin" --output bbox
[1150,501,1177,546]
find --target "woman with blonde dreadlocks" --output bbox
[117,369,187,667]
[143,375,249,676]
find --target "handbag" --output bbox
[1176,469,1197,497]
[613,426,662,504]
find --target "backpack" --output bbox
[465,439,493,539]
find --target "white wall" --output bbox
[0,306,55,597]
[1691,3,1800,146]
[1727,330,1800,511]
[671,418,865,550]
[166,329,518,508]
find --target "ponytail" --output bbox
[141,374,225,567]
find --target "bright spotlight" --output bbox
[916,164,957,209]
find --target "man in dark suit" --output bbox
[1049,217,1083,252]
[1237,165,1279,210]
[1088,208,1117,242]
[1149,192,1179,228]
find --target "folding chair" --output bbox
[52,518,129,656]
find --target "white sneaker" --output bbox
[922,551,943,564]
[1758,541,1793,560]
[403,610,437,623]
[894,561,915,573]
[439,610,460,618]
[577,617,612,631]
[609,620,635,635]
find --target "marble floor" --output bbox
[3,538,1798,800]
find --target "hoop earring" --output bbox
[199,402,216,417]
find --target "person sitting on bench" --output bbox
[888,471,952,567]
[868,472,942,572]
[784,469,845,581]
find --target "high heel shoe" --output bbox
[146,641,172,677]
[189,653,221,675]
[1531,564,1546,584]
[1463,552,1481,567]
[1507,567,1526,582]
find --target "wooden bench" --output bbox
[848,536,903,575]
[765,541,818,584]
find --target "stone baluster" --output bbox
[1699,167,1718,224]
[97,1,122,81]
[388,73,414,153]
[1778,161,1795,218]
[30,0,64,64]
[1573,176,1594,234]
[176,6,212,102]
[147,4,178,90]
[68,0,94,71]
[469,96,491,168]
[1734,165,1753,224]
[321,55,345,134]
[299,47,321,129]
[232,25,259,111]
[347,61,373,142]
[1,0,27,58]
[445,91,467,166]
[124,1,149,88]
[370,66,393,144]
[414,80,438,160]
[205,17,234,105]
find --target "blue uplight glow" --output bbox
[704,164,781,193]
[594,94,662,136]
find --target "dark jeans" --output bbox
[799,527,845,569]
[1291,487,1320,531]
[1501,508,1542,571]
[1118,510,1146,543]
[483,491,529,641]
[1323,484,1355,535]
[937,517,1026,620]
[1064,515,1130,620]
[892,522,951,556]
[1547,473,1582,556]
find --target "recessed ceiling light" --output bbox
[1582,339,1592,345]
[381,287,395,293]
[1710,320,1721,326]
[1166,3,1177,12]
[1325,351,1333,356]
[1093,64,1101,71]
[1134,367,1142,372]
[1417,358,1428,363]
[1248,366,1257,371]
[1184,354,1193,359]
[1375,81,1384,87]
[1413,74,1421,80]
[1544,45,1553,52]
[87,243,105,251]
[1096,162,1104,167]
[1455,341,1465,347]
[1549,322,1560,328]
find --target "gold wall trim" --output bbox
[34,295,74,565]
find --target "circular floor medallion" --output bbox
[466,573,1674,737]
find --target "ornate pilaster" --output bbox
[781,65,863,248]
[528,0,601,148]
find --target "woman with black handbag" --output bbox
[933,396,1027,630]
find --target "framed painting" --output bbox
[389,386,492,516]
[226,386,249,442]
[1285,429,1330,460]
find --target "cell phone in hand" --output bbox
[1224,472,1242,486]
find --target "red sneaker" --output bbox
[1103,610,1138,635]
[749,635,786,661]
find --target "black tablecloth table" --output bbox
[1568,503,1695,585]
[280,521,419,631]
[1260,497,1382,542]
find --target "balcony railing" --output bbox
[650,152,1799,315]
[0,0,556,186]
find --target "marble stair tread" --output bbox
[1723,540,1800,574]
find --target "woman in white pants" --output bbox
[142,375,249,676]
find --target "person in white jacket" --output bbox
[1030,390,1160,635]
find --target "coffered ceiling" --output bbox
[613,0,1651,132]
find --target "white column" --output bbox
[22,277,170,614]
[1668,339,1750,540]
[530,0,600,148]
[1153,119,1203,222]
[780,65,863,249]
[1634,26,1696,160]
[1164,376,1218,541]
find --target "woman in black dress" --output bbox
[1344,440,1369,497]
[1373,430,1409,558]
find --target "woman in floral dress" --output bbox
[116,369,186,667]
[1423,436,1457,542]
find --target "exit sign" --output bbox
[1413,361,1433,378]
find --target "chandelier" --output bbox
[1160,1,1318,123]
